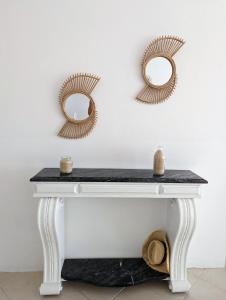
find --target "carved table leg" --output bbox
[166,198,196,293]
[38,197,64,295]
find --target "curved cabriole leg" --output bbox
[38,197,64,295]
[167,198,196,293]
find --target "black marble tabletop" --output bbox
[30,168,207,184]
[61,258,168,286]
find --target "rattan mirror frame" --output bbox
[58,73,100,139]
[137,36,185,104]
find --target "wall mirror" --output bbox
[64,93,90,121]
[144,56,173,86]
[58,73,100,139]
[137,36,185,104]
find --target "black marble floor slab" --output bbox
[30,168,207,184]
[61,258,168,287]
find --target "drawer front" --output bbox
[160,184,200,196]
[79,183,159,194]
[36,183,78,194]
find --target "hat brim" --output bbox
[142,230,170,274]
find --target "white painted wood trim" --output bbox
[33,182,201,295]
[32,182,201,199]
[167,198,196,292]
[38,197,64,295]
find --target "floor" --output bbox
[0,269,225,300]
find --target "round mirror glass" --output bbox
[145,57,173,86]
[64,93,90,121]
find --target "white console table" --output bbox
[30,168,207,295]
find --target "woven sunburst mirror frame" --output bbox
[58,73,100,139]
[136,36,185,104]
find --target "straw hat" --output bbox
[142,230,170,274]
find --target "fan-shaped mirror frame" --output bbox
[137,36,185,104]
[58,73,100,139]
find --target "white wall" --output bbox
[65,198,169,259]
[0,0,226,271]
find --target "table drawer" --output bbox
[79,183,159,194]
[160,184,200,196]
[36,183,78,194]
